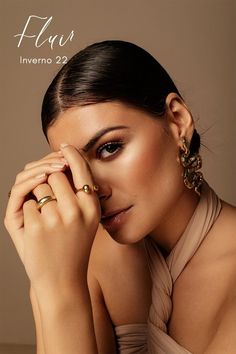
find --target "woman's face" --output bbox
[47,100,186,244]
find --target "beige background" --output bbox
[0,0,235,347]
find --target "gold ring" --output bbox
[37,195,57,210]
[76,185,99,194]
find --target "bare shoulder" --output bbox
[88,225,152,325]
[169,200,236,353]
[195,199,236,285]
[212,200,236,256]
[202,201,236,353]
[204,200,236,353]
[219,200,236,228]
[220,200,236,228]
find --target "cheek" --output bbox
[125,137,183,210]
[127,137,173,186]
[110,137,172,193]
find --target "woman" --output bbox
[4,40,236,354]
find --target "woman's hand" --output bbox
[5,146,100,353]
[4,145,101,290]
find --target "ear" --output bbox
[165,93,195,146]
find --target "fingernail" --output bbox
[57,150,63,154]
[35,173,47,179]
[51,163,65,169]
[60,143,69,149]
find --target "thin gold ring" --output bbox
[37,195,57,210]
[76,184,99,194]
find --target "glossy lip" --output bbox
[101,205,133,230]
[101,206,132,220]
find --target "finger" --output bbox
[5,173,47,232]
[59,145,100,219]
[7,162,67,229]
[16,162,67,184]
[32,183,58,219]
[48,171,100,237]
[60,144,94,190]
[24,156,68,171]
[47,172,82,222]
[24,151,64,170]
[23,199,41,229]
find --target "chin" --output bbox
[101,206,147,244]
[105,227,145,245]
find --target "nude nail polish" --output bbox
[51,163,65,168]
[60,143,69,149]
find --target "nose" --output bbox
[88,162,112,201]
[96,183,112,201]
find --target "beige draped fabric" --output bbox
[115,182,222,353]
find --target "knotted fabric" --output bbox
[115,182,222,353]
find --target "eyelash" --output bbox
[96,140,124,160]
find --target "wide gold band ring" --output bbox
[37,195,57,210]
[76,184,99,194]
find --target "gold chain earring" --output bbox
[179,137,203,196]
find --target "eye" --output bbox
[96,141,124,160]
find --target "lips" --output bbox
[101,206,132,221]
[100,206,133,232]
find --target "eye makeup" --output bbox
[96,140,125,160]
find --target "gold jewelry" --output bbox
[76,184,99,194]
[179,137,203,196]
[37,195,57,210]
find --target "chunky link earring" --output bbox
[179,137,203,196]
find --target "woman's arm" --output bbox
[30,284,98,354]
[30,249,117,354]
[29,231,117,354]
[5,146,101,354]
[88,225,152,353]
[33,283,97,354]
[88,270,117,353]
[203,205,236,354]
[29,286,45,354]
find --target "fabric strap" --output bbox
[115,182,222,353]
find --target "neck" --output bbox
[149,188,200,255]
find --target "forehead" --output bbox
[47,101,161,151]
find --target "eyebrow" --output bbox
[80,125,129,153]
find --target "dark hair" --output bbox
[41,40,200,154]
